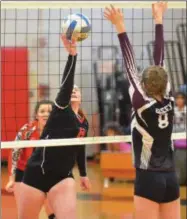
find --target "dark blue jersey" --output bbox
[118,24,175,171]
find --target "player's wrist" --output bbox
[80,176,87,179]
[70,52,77,56]
[115,22,126,34]
[154,16,163,24]
[69,52,77,56]
[9,175,15,181]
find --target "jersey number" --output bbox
[77,128,86,137]
[158,113,169,129]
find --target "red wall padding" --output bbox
[1,47,29,162]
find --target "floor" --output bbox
[1,163,187,219]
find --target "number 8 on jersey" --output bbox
[158,113,169,129]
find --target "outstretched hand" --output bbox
[104,5,125,34]
[152,1,168,24]
[104,5,124,25]
[61,35,77,56]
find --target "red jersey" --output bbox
[11,120,40,175]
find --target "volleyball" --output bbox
[61,13,91,42]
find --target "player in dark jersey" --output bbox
[104,2,180,219]
[18,36,91,219]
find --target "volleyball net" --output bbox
[1,1,186,152]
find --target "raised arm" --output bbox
[104,5,147,109]
[154,24,164,66]
[104,6,139,87]
[54,36,77,109]
[152,2,172,95]
[152,2,167,66]
[118,33,139,87]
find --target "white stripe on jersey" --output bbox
[54,100,69,110]
[165,81,172,97]
[124,39,137,72]
[55,56,75,110]
[124,40,149,101]
[131,116,136,165]
[137,100,157,126]
[135,120,154,169]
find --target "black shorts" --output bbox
[15,169,24,182]
[23,166,74,193]
[135,168,180,203]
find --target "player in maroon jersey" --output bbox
[104,2,180,219]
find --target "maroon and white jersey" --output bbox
[118,24,175,171]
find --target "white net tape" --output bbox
[1,132,186,149]
[2,1,186,9]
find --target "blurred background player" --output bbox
[173,91,186,185]
[173,92,186,133]
[5,100,56,219]
[103,121,131,152]
[104,2,180,219]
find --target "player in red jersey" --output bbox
[6,100,56,219]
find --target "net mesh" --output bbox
[1,2,186,151]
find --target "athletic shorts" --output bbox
[23,166,74,193]
[135,168,180,203]
[15,169,24,182]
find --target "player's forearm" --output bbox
[11,148,22,176]
[9,175,15,181]
[10,166,16,177]
[55,55,77,107]
[154,24,164,66]
[77,146,87,177]
[118,32,139,85]
[78,166,87,177]
[61,55,77,84]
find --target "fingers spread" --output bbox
[104,12,111,20]
[105,7,112,14]
[117,8,122,15]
